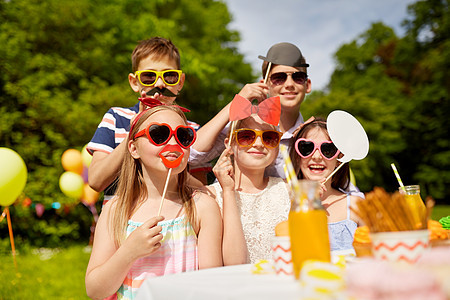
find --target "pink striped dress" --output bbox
[117,216,198,299]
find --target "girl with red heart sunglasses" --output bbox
[86,106,222,300]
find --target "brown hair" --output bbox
[289,117,350,190]
[111,106,195,246]
[131,37,181,72]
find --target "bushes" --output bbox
[0,202,100,251]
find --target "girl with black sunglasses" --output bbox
[289,117,363,255]
[86,106,223,300]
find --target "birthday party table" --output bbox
[135,264,303,300]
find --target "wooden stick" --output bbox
[0,208,6,223]
[388,193,408,230]
[356,187,425,233]
[157,168,172,216]
[350,206,372,229]
[392,192,416,230]
[6,208,17,269]
[227,120,236,147]
[263,62,272,85]
[324,162,346,184]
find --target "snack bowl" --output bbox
[370,229,429,264]
[271,236,293,276]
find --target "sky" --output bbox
[222,0,416,90]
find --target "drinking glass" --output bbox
[288,180,331,279]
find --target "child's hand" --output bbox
[238,82,269,103]
[124,215,165,260]
[319,179,327,199]
[213,147,234,192]
[139,90,149,112]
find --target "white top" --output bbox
[210,177,291,263]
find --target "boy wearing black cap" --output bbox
[190,42,311,178]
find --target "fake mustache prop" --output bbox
[145,87,178,98]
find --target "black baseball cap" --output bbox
[258,42,309,67]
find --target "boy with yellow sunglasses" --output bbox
[86,37,208,205]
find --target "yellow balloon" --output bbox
[0,148,27,206]
[82,183,99,205]
[61,149,83,174]
[81,144,92,167]
[59,171,84,199]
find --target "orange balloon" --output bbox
[82,183,99,205]
[61,149,83,174]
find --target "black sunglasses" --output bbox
[269,72,308,86]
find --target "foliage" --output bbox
[0,245,91,300]
[1,0,449,250]
[0,0,254,247]
[303,0,449,202]
[0,201,98,250]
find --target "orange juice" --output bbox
[288,209,331,279]
[404,193,427,228]
[400,185,427,229]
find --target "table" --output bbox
[135,264,303,300]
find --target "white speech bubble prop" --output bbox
[327,110,369,163]
[323,110,369,183]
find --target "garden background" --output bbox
[0,0,449,299]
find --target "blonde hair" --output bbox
[111,106,196,246]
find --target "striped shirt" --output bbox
[117,216,198,300]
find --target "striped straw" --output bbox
[390,163,406,192]
[283,165,290,187]
[280,145,300,197]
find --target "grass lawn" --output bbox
[0,244,91,300]
[432,205,450,221]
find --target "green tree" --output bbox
[394,0,450,201]
[0,0,254,246]
[304,0,449,202]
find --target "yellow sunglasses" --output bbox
[135,70,182,86]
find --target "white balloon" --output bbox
[327,110,369,163]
